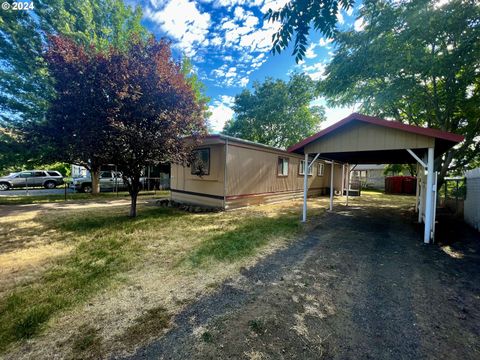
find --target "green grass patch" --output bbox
[0,235,134,350]
[248,319,266,335]
[0,200,316,354]
[201,331,213,343]
[0,191,169,205]
[188,212,300,266]
[0,206,176,353]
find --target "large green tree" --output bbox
[0,0,148,168]
[319,0,480,183]
[223,73,325,148]
[0,0,147,125]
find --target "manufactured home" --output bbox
[171,113,464,244]
[170,134,344,209]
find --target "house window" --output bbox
[191,148,210,176]
[317,163,324,176]
[299,160,313,176]
[277,157,289,176]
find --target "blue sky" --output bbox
[126,0,365,132]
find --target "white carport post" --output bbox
[407,148,434,243]
[346,163,350,206]
[415,162,420,213]
[423,147,435,244]
[341,164,345,196]
[302,153,320,222]
[329,161,334,211]
[302,152,309,222]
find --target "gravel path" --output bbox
[121,203,480,360]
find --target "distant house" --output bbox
[351,164,386,190]
[170,134,344,209]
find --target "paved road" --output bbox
[0,188,74,196]
[121,203,480,360]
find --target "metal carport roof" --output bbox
[287,113,464,244]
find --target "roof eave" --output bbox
[287,113,465,154]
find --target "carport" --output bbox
[287,113,464,244]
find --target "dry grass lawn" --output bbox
[0,193,338,359]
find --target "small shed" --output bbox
[288,113,464,244]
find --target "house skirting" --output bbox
[171,187,328,210]
[170,189,224,208]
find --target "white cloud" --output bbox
[244,14,259,28]
[238,77,249,87]
[233,6,246,20]
[219,95,235,106]
[301,62,327,81]
[144,0,211,57]
[324,105,359,128]
[145,0,280,90]
[336,11,344,24]
[319,38,334,47]
[208,96,235,132]
[236,19,280,53]
[225,67,237,78]
[346,7,354,16]
[310,99,358,128]
[305,43,317,59]
[260,0,288,13]
[354,17,366,31]
[214,0,246,8]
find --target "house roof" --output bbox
[201,134,299,156]
[287,113,465,154]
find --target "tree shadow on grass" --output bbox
[187,214,301,266]
[55,206,187,234]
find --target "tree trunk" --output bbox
[91,167,101,194]
[128,176,141,217]
[129,191,138,217]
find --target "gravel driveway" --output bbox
[122,201,480,360]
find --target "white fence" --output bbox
[464,168,480,231]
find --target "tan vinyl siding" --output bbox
[305,121,435,154]
[225,142,343,197]
[171,138,344,209]
[171,143,225,197]
[226,188,325,209]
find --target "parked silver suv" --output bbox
[71,170,129,193]
[0,170,64,191]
